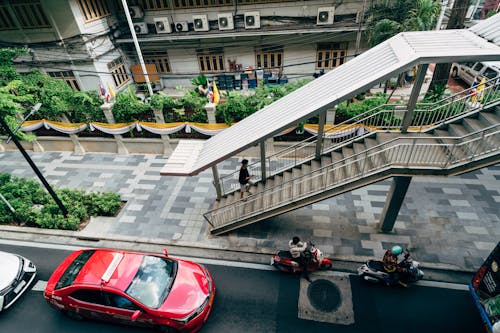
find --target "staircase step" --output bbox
[364,137,386,169]
[300,163,312,195]
[353,142,369,174]
[342,147,360,180]
[320,154,332,167]
[478,111,500,128]
[463,118,486,133]
[448,123,468,137]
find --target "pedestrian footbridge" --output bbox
[161,14,500,235]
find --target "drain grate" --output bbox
[307,279,341,312]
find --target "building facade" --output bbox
[1,0,370,93]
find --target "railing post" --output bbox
[260,141,267,183]
[212,165,222,200]
[401,64,429,133]
[315,111,326,159]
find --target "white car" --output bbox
[0,251,36,311]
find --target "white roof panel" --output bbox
[161,15,500,176]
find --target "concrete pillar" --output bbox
[100,103,128,155]
[260,141,266,183]
[315,111,326,159]
[152,109,173,156]
[205,103,216,124]
[61,114,85,154]
[212,165,222,200]
[378,176,412,233]
[401,64,429,133]
[326,106,337,124]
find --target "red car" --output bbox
[44,248,215,333]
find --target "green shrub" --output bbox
[0,173,122,230]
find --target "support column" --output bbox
[260,141,266,183]
[152,109,173,156]
[100,103,128,154]
[401,64,429,133]
[315,111,326,159]
[205,103,216,124]
[378,176,412,233]
[61,114,85,154]
[212,165,222,200]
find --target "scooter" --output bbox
[357,248,424,287]
[271,241,333,273]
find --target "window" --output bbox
[316,43,348,70]
[143,51,171,74]
[47,71,81,91]
[56,250,96,290]
[70,289,105,305]
[108,57,130,88]
[197,49,225,73]
[130,0,170,10]
[172,0,232,9]
[0,0,51,29]
[255,47,283,70]
[126,255,176,309]
[77,0,110,22]
[0,3,16,30]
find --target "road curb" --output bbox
[0,225,475,274]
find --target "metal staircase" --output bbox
[204,79,500,235]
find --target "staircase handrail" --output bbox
[206,125,500,227]
[218,76,500,195]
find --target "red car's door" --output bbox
[67,289,156,328]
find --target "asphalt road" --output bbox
[0,243,485,333]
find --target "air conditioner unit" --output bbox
[217,13,234,30]
[317,7,334,25]
[193,14,209,31]
[133,22,148,35]
[154,17,172,34]
[174,21,189,32]
[129,6,144,19]
[244,11,260,29]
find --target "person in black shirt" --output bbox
[238,159,253,199]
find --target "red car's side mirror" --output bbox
[131,310,141,321]
[163,248,168,257]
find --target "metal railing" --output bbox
[205,124,500,230]
[218,77,500,196]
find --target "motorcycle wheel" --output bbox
[320,262,332,270]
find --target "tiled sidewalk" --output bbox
[0,151,498,271]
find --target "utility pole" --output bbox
[121,0,154,97]
[0,109,68,217]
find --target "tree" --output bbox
[427,0,472,96]
[365,0,440,47]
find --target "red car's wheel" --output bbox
[65,310,83,321]
[159,325,179,333]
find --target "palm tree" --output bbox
[403,0,441,31]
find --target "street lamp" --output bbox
[6,102,41,144]
[0,104,68,217]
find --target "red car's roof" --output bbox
[73,249,142,291]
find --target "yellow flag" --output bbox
[213,81,220,105]
[107,83,116,98]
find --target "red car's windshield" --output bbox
[125,255,177,308]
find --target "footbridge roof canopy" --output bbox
[161,14,500,176]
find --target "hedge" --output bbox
[0,173,122,230]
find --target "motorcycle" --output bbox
[271,241,333,273]
[357,248,424,287]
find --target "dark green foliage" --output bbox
[0,173,122,230]
[336,93,388,119]
[112,86,153,122]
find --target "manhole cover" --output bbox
[307,279,341,312]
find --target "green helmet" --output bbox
[391,245,403,255]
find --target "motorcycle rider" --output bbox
[382,245,408,286]
[289,236,311,282]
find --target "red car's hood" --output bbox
[159,260,209,317]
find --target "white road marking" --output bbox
[32,280,47,292]
[0,238,472,291]
[415,280,469,291]
[0,239,83,251]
